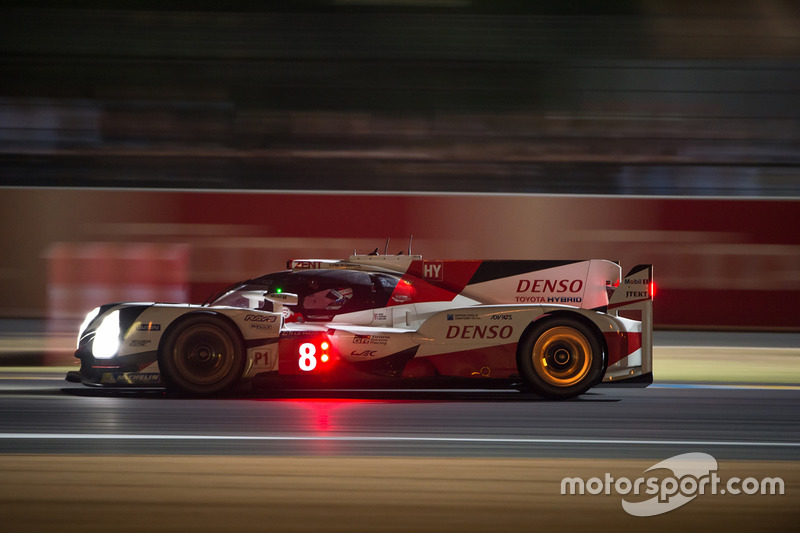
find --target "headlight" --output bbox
[92,310,121,359]
[77,307,101,348]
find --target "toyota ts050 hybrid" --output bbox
[67,251,653,399]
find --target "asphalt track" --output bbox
[0,375,799,460]
[1,369,799,532]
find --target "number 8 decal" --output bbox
[299,342,317,371]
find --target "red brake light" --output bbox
[650,281,656,299]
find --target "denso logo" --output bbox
[516,279,583,293]
[446,325,513,340]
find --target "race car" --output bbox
[67,251,653,399]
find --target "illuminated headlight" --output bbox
[92,310,121,359]
[77,307,101,348]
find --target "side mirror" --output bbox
[241,291,298,311]
[264,292,298,318]
[266,292,298,306]
[242,291,268,309]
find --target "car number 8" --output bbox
[299,342,317,371]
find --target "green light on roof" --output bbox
[276,288,282,293]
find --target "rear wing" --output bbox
[608,265,654,376]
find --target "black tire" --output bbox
[159,314,245,395]
[517,317,605,400]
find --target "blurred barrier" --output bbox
[0,189,795,336]
[44,242,189,364]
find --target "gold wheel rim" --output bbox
[531,326,592,387]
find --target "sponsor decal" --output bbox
[446,325,513,340]
[423,261,443,281]
[124,373,160,384]
[136,322,161,331]
[625,277,651,285]
[293,260,323,269]
[446,312,480,321]
[249,323,274,331]
[516,279,583,293]
[490,314,512,320]
[625,291,649,298]
[561,452,784,517]
[373,312,388,321]
[105,372,161,385]
[353,335,389,345]
[245,314,278,323]
[350,350,378,357]
[129,339,152,348]
[515,296,583,304]
[548,297,582,303]
[283,330,318,337]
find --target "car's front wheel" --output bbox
[159,314,245,395]
[517,317,605,400]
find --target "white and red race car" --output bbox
[68,252,653,399]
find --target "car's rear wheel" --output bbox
[517,317,605,400]
[159,314,245,395]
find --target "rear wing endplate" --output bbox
[608,265,654,376]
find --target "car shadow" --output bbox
[58,385,620,403]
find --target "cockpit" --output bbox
[208,269,402,324]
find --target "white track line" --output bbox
[0,433,798,448]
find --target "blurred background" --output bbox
[1,0,799,358]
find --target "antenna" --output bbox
[407,235,413,255]
[384,237,390,255]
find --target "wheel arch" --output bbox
[157,309,245,359]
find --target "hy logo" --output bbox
[423,261,443,281]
